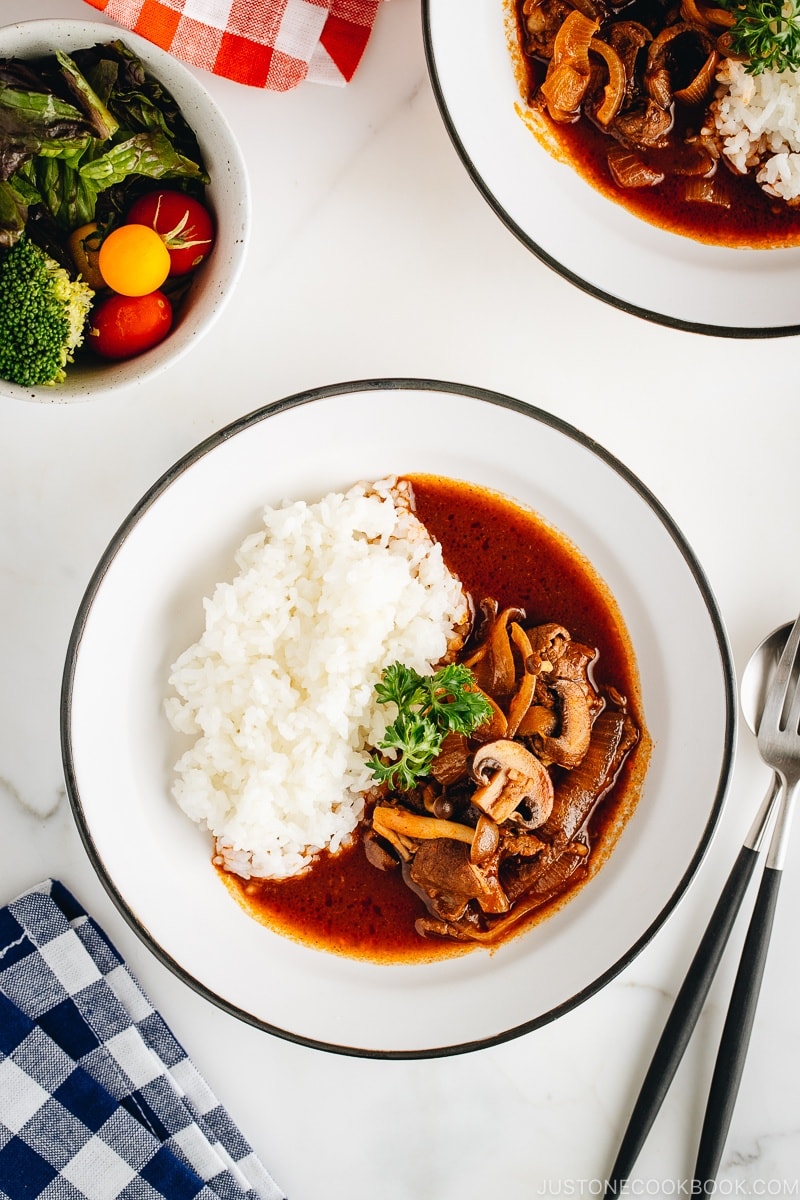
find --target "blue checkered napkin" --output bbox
[0,880,284,1200]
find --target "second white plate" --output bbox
[424,0,800,337]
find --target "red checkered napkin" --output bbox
[83,0,382,90]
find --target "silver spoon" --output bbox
[693,616,799,1186]
[606,625,784,1193]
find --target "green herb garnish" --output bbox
[724,0,800,74]
[368,662,492,791]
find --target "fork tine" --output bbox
[786,660,800,737]
[758,610,800,736]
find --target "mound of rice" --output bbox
[165,478,468,880]
[712,58,800,203]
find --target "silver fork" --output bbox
[692,610,800,1187]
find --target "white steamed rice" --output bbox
[164,478,468,880]
[712,58,800,203]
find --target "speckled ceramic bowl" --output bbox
[0,18,250,403]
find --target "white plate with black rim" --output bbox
[423,0,800,338]
[61,379,735,1057]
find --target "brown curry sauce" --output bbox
[220,475,650,962]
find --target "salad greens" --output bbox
[0,40,208,249]
[368,662,493,792]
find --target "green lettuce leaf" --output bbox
[0,178,28,246]
[0,84,91,180]
[55,50,119,140]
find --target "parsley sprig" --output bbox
[724,0,800,74]
[368,662,492,791]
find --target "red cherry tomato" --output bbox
[126,189,215,276]
[87,291,173,360]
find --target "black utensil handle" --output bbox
[693,864,783,1188]
[605,845,761,1194]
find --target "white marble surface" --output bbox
[2,0,800,1195]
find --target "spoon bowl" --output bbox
[740,622,792,735]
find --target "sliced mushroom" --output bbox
[533,678,593,769]
[463,605,525,695]
[470,739,554,826]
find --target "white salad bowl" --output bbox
[61,379,736,1057]
[0,18,250,403]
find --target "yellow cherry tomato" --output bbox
[98,224,171,297]
[68,222,105,291]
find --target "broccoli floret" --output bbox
[0,236,94,386]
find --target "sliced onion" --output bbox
[680,0,735,28]
[674,49,720,104]
[552,9,599,66]
[541,61,591,116]
[541,11,599,119]
[683,175,731,207]
[590,38,627,125]
[607,144,665,188]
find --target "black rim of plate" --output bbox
[421,2,800,340]
[60,378,737,1059]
